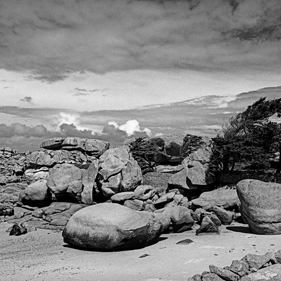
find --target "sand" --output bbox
[1,222,281,281]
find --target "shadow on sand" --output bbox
[226,225,251,234]
[62,236,168,252]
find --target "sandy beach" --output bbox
[1,222,281,281]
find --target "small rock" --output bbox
[196,216,220,235]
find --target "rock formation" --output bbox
[237,179,281,234]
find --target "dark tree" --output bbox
[212,97,281,173]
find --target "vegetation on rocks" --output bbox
[211,97,281,173]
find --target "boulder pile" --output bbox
[187,250,281,281]
[0,147,28,184]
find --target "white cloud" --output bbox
[108,119,152,136]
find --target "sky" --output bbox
[0,0,281,151]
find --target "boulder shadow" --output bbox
[226,225,250,234]
[62,236,168,252]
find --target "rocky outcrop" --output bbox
[4,202,86,231]
[47,163,84,201]
[0,147,27,184]
[26,149,89,168]
[0,183,27,204]
[62,203,170,251]
[156,206,194,233]
[41,137,109,157]
[187,250,281,281]
[168,137,215,191]
[150,133,185,164]
[237,179,281,234]
[24,167,49,183]
[98,146,142,197]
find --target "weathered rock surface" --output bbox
[98,146,142,197]
[111,191,135,202]
[24,168,49,183]
[40,138,65,150]
[159,206,194,233]
[0,203,14,216]
[168,169,190,190]
[0,183,27,204]
[240,264,281,281]
[27,149,89,167]
[81,160,99,204]
[192,187,239,210]
[237,179,281,234]
[47,163,84,201]
[61,137,109,156]
[168,137,215,190]
[62,203,169,251]
[182,144,215,186]
[134,185,157,201]
[196,215,220,235]
[241,252,276,271]
[211,206,234,225]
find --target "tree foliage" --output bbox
[129,137,160,174]
[212,97,281,172]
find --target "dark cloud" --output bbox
[20,96,33,104]
[0,0,280,82]
[59,123,94,138]
[0,123,49,138]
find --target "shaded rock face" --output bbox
[0,183,27,204]
[98,146,142,198]
[24,168,49,183]
[0,203,14,216]
[47,164,84,201]
[27,150,89,168]
[157,206,194,233]
[237,179,281,234]
[240,264,281,281]
[192,187,239,210]
[62,203,169,251]
[168,137,215,191]
[0,147,27,184]
[150,133,185,164]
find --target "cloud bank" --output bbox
[1,85,280,151]
[0,0,281,82]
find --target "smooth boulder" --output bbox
[19,179,51,207]
[62,203,169,251]
[237,179,281,234]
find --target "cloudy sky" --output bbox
[1,0,281,151]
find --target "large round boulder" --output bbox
[62,203,169,251]
[237,179,281,234]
